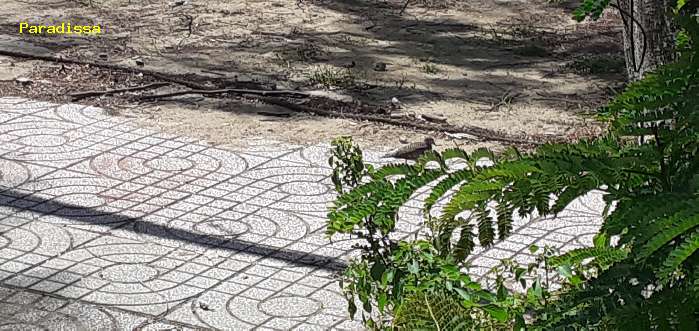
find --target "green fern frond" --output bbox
[437,160,542,226]
[603,193,697,237]
[551,176,598,214]
[474,161,539,181]
[393,290,485,330]
[433,217,462,255]
[371,163,417,179]
[636,213,699,261]
[468,147,496,170]
[548,247,628,270]
[417,150,446,169]
[331,178,388,207]
[441,148,471,162]
[375,170,445,219]
[476,208,495,247]
[440,180,504,224]
[453,224,476,262]
[424,168,472,213]
[495,202,514,240]
[659,228,699,280]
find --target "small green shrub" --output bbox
[420,62,441,75]
[306,66,358,89]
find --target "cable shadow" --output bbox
[0,188,348,272]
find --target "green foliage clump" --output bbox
[573,0,612,21]
[307,66,360,89]
[326,3,699,330]
[419,62,441,75]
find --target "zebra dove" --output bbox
[383,137,435,160]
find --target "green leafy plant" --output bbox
[328,136,373,194]
[307,66,360,89]
[328,139,537,328]
[419,62,441,75]
[573,0,612,21]
[392,289,498,330]
[327,3,698,330]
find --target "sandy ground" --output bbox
[0,0,621,151]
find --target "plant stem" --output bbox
[652,126,671,190]
[424,292,441,331]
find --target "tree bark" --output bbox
[616,0,677,81]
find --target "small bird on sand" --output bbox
[383,137,435,160]
[341,60,356,69]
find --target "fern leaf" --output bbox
[468,147,496,170]
[495,201,514,240]
[453,224,476,262]
[636,213,699,261]
[440,148,470,163]
[370,163,416,179]
[424,168,472,213]
[393,290,479,330]
[658,228,699,280]
[549,247,628,270]
[476,208,495,247]
[417,150,446,169]
[440,183,500,224]
[474,161,539,181]
[603,193,697,237]
[433,217,461,255]
[551,176,598,214]
[374,170,445,223]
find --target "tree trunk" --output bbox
[616,0,677,81]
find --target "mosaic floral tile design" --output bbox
[0,97,603,330]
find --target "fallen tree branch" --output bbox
[421,113,448,123]
[0,49,270,90]
[1,48,563,145]
[258,97,558,145]
[70,82,170,101]
[139,88,310,100]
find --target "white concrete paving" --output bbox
[0,97,603,330]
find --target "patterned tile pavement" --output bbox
[0,97,604,330]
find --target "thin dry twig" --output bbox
[258,96,552,145]
[70,82,170,101]
[139,88,310,100]
[489,89,521,111]
[421,113,448,123]
[0,48,270,90]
